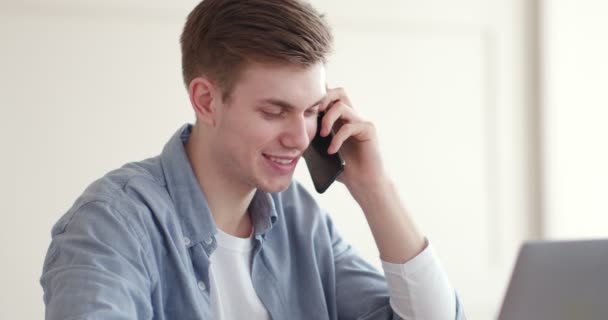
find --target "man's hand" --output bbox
[319,86,426,264]
[318,87,386,192]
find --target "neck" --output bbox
[185,124,256,238]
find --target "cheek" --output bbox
[242,121,281,149]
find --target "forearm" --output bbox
[349,177,425,264]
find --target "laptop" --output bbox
[498,239,608,320]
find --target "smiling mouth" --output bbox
[263,154,299,165]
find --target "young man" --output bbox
[41,0,465,319]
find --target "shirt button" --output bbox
[204,237,213,245]
[198,281,206,290]
[183,237,191,246]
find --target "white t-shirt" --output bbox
[209,229,454,320]
[209,229,271,320]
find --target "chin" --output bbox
[257,178,292,193]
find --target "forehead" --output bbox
[231,62,326,105]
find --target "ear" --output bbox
[188,77,220,127]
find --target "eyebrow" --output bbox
[257,95,326,110]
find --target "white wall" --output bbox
[542,0,608,239]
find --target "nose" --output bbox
[281,115,314,151]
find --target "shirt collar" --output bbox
[249,189,278,237]
[160,124,278,245]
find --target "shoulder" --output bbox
[83,156,166,203]
[51,156,169,241]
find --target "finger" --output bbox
[321,102,346,136]
[331,87,353,108]
[328,122,371,154]
[320,86,353,112]
[328,123,354,154]
[321,101,361,137]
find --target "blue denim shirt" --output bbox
[41,124,465,319]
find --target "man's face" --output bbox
[208,62,326,193]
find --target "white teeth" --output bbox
[269,156,292,165]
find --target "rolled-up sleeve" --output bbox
[40,200,153,320]
[382,241,466,320]
[327,212,466,320]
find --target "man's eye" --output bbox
[262,111,285,119]
[304,109,319,117]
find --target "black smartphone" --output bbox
[303,112,346,193]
